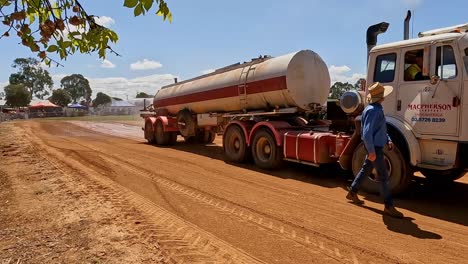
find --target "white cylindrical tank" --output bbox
[154,50,330,115]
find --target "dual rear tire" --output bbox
[150,121,177,146]
[224,126,283,169]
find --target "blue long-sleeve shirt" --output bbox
[361,103,391,154]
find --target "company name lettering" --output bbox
[407,104,452,111]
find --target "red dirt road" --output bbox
[1,120,467,263]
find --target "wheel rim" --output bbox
[256,137,272,162]
[369,155,392,182]
[228,134,241,154]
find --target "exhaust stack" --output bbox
[366,22,390,61]
[404,10,412,40]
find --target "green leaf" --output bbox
[47,45,58,52]
[123,0,138,8]
[28,14,36,24]
[52,2,62,17]
[134,4,144,16]
[142,0,153,11]
[0,0,11,6]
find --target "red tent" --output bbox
[29,101,60,108]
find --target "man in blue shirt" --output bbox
[346,82,404,218]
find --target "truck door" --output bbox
[372,52,398,116]
[396,45,461,136]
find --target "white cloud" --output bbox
[94,16,115,27]
[130,59,163,70]
[329,65,351,75]
[201,69,215,75]
[101,59,116,69]
[328,65,365,84]
[52,73,177,100]
[60,16,115,40]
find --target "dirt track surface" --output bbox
[1,120,467,264]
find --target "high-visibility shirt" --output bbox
[405,64,421,80]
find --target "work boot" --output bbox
[346,190,364,205]
[384,206,404,218]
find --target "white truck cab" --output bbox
[367,24,468,180]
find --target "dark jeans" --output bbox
[350,146,393,207]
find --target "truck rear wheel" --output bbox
[252,129,284,170]
[145,122,155,144]
[224,125,249,162]
[197,130,216,144]
[351,142,411,195]
[155,121,170,145]
[168,132,178,145]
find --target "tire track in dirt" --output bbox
[34,123,399,264]
[22,124,266,264]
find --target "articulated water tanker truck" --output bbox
[142,13,468,194]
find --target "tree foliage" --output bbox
[136,91,152,98]
[92,92,111,107]
[4,83,31,107]
[329,78,365,99]
[9,57,53,99]
[0,0,171,64]
[60,73,91,103]
[49,88,71,106]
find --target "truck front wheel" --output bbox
[351,142,412,195]
[252,129,284,170]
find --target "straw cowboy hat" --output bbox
[367,82,394,103]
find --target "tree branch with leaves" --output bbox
[0,0,171,66]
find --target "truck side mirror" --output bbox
[430,75,440,85]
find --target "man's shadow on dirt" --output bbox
[361,205,442,239]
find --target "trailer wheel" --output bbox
[155,121,170,145]
[206,131,216,144]
[351,142,411,195]
[145,122,155,144]
[197,130,216,144]
[168,132,178,145]
[252,129,284,170]
[420,169,466,182]
[224,125,249,162]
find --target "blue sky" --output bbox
[1,0,467,99]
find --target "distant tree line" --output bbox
[2,57,118,108]
[329,78,365,100]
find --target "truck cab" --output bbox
[367,24,468,180]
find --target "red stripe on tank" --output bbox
[154,75,287,107]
